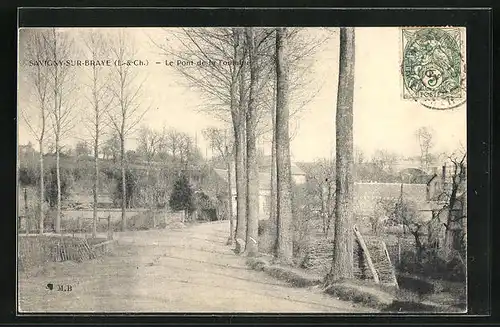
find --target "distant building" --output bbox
[258,155,307,185]
[354,161,466,247]
[213,158,307,219]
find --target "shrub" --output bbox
[292,184,314,262]
[44,167,73,208]
[112,169,139,208]
[169,174,195,214]
[19,166,39,187]
[397,249,466,282]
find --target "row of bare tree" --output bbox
[161,27,304,263]
[19,29,149,236]
[164,26,357,281]
[19,26,359,281]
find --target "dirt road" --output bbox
[19,221,374,313]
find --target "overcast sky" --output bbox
[18,27,466,162]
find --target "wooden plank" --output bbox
[381,241,399,288]
[353,225,380,284]
[83,240,95,259]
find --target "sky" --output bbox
[18,27,466,162]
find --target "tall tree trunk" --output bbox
[326,183,333,238]
[93,137,99,238]
[120,134,127,231]
[442,186,458,260]
[234,125,246,248]
[227,158,234,244]
[234,31,247,250]
[38,140,45,234]
[275,27,294,263]
[260,54,278,255]
[227,31,239,245]
[244,27,259,257]
[55,133,61,233]
[321,184,327,236]
[326,27,356,283]
[261,107,278,254]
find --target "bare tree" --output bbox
[46,28,78,234]
[202,127,235,244]
[381,195,428,261]
[18,29,52,234]
[326,27,356,284]
[164,128,182,162]
[415,126,435,171]
[81,30,113,238]
[274,27,294,263]
[137,126,163,164]
[309,159,336,237]
[258,28,327,255]
[137,125,164,227]
[152,28,320,255]
[260,80,278,255]
[234,31,248,251]
[107,30,149,231]
[178,132,199,168]
[437,150,467,261]
[152,27,250,251]
[243,27,260,257]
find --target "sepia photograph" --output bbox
[17,26,467,313]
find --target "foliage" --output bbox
[44,166,73,207]
[19,166,39,187]
[102,134,120,161]
[112,169,139,208]
[397,249,465,282]
[193,191,213,211]
[126,150,140,162]
[168,174,195,213]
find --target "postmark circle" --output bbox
[402,28,466,110]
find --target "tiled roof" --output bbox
[259,155,306,176]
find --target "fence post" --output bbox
[24,188,30,234]
[397,236,401,264]
[77,216,82,234]
[107,214,112,240]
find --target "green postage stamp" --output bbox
[401,27,466,110]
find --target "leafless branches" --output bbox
[19,30,52,145]
[201,127,233,161]
[137,125,164,164]
[80,30,114,149]
[107,30,150,141]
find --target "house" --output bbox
[213,159,307,219]
[258,155,307,185]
